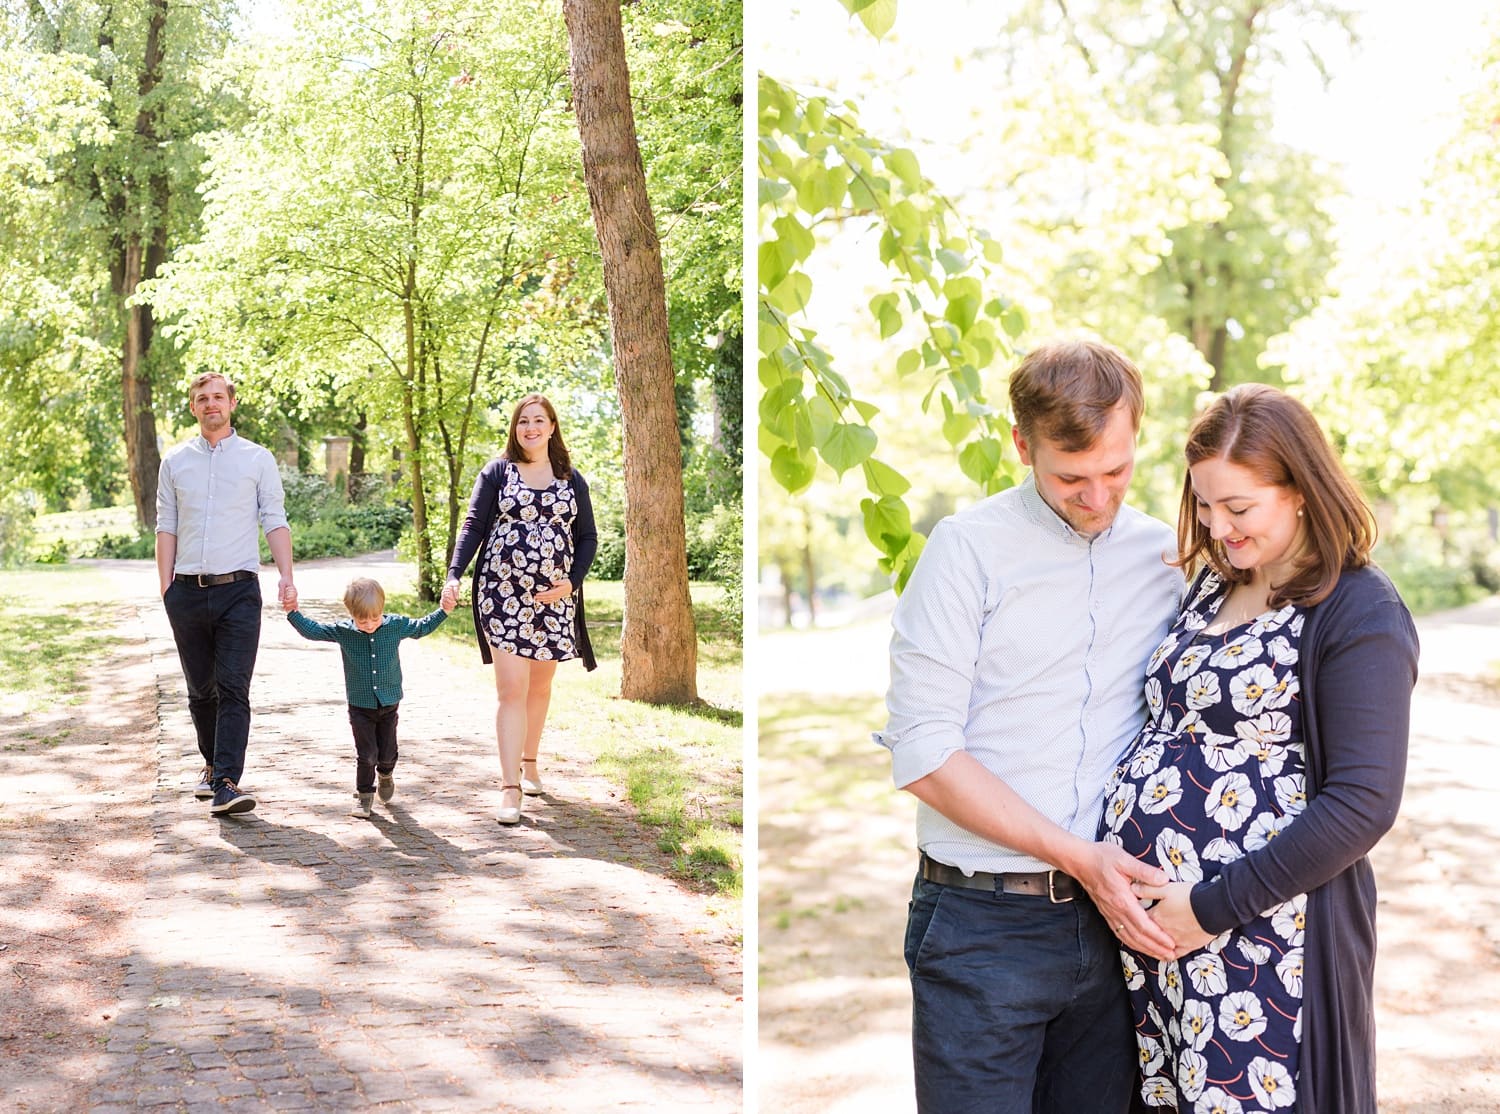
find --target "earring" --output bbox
[1297,508,1304,517]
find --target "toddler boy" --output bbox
[283,577,455,817]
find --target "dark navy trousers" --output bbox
[162,577,261,788]
[905,870,1138,1114]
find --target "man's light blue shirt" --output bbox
[875,474,1184,875]
[155,431,289,575]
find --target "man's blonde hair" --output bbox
[343,577,385,620]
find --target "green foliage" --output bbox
[759,71,1027,590]
[712,505,744,642]
[624,0,744,457]
[258,470,408,562]
[1265,29,1500,515]
[0,492,36,568]
[93,531,156,559]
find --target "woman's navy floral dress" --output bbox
[1102,572,1308,1112]
[476,460,578,662]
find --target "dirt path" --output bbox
[757,595,1500,1113]
[1,556,741,1112]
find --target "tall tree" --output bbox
[563,0,698,703]
[146,0,589,597]
[3,0,234,523]
[1018,0,1351,390]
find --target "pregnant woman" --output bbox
[1102,384,1418,1113]
[448,393,598,825]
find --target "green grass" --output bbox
[385,578,743,915]
[0,566,122,713]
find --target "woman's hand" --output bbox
[1137,881,1214,957]
[534,579,573,605]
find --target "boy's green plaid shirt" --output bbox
[287,609,448,708]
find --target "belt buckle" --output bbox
[195,574,212,588]
[1047,871,1073,904]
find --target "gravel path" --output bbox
[22,556,742,1112]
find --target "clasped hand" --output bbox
[1075,844,1211,962]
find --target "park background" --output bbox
[757,0,1500,1110]
[0,0,745,1108]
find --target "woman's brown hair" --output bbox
[502,393,572,480]
[1176,383,1375,608]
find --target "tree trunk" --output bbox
[563,0,698,704]
[118,0,169,530]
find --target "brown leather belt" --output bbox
[919,852,1081,903]
[176,570,257,587]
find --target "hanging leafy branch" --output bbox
[758,71,1028,589]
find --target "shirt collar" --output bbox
[1016,472,1117,545]
[193,429,238,452]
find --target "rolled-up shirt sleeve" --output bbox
[155,456,178,536]
[874,520,988,788]
[257,452,289,535]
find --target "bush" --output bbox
[713,506,743,642]
[0,492,36,568]
[94,531,156,559]
[592,528,626,580]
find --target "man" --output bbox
[876,339,1184,1113]
[156,373,294,816]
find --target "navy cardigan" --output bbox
[1188,564,1419,1114]
[447,457,599,671]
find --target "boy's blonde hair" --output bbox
[343,577,385,620]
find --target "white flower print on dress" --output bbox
[1244,811,1289,851]
[1261,669,1300,711]
[1184,671,1222,710]
[1194,1087,1244,1114]
[1235,710,1292,748]
[1177,1048,1209,1102]
[1142,1077,1176,1107]
[1272,896,1306,946]
[1277,947,1304,995]
[1171,643,1212,682]
[1159,962,1185,1010]
[1229,664,1280,715]
[1156,829,1204,882]
[1201,837,1243,864]
[1209,634,1263,670]
[1266,634,1298,666]
[1105,782,1138,834]
[1138,1034,1165,1076]
[1122,951,1146,990]
[1201,732,1248,772]
[1141,768,1183,815]
[1130,742,1165,778]
[1145,676,1164,721]
[1180,998,1215,1050]
[1148,633,1181,674]
[1185,953,1228,997]
[1274,774,1307,816]
[1206,771,1256,830]
[1237,936,1271,965]
[1219,991,1268,1041]
[1247,1057,1296,1109]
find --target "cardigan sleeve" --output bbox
[568,471,598,590]
[1190,581,1419,935]
[448,460,502,582]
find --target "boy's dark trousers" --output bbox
[347,702,399,793]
